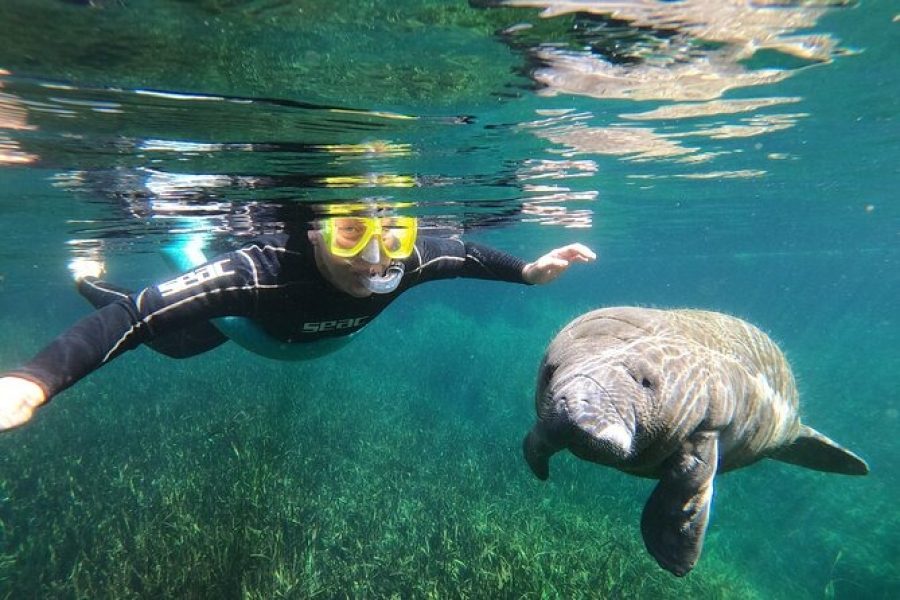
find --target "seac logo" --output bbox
[159,259,235,297]
[302,316,369,333]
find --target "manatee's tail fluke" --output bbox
[523,425,559,481]
[771,425,869,475]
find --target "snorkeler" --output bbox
[0,203,596,431]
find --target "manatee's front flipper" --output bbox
[640,431,719,577]
[523,424,561,481]
[770,425,869,475]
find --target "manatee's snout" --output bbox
[525,372,636,480]
[555,373,635,463]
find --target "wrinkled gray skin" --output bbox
[524,307,869,577]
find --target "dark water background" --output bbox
[0,1,897,597]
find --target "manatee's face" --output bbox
[526,351,660,478]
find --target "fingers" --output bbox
[0,377,46,431]
[525,242,597,284]
[550,243,597,262]
[0,400,34,430]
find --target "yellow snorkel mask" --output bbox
[320,215,418,260]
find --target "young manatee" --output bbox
[524,307,868,577]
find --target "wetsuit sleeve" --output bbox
[405,237,530,285]
[5,249,271,400]
[77,276,228,359]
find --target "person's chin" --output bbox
[346,279,373,298]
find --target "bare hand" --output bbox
[0,377,47,431]
[522,243,597,285]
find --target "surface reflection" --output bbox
[0,0,859,255]
[489,0,852,177]
[0,70,37,165]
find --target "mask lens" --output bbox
[380,217,417,258]
[328,217,375,257]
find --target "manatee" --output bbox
[524,307,868,576]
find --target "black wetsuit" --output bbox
[8,234,529,400]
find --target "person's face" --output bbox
[307,222,394,298]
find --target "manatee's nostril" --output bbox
[642,378,653,389]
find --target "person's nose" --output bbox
[359,236,381,265]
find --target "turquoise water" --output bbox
[0,0,897,597]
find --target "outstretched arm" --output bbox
[408,238,596,286]
[0,243,276,432]
[521,243,597,285]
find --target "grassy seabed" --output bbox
[0,303,895,598]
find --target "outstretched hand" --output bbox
[522,243,597,285]
[0,377,46,431]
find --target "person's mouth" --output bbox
[351,266,384,277]
[356,262,405,294]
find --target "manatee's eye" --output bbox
[626,368,653,390]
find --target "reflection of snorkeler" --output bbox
[0,69,38,166]
[55,162,532,243]
[0,202,596,431]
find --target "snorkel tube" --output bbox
[360,261,405,294]
[163,235,351,361]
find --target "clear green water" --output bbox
[0,1,897,597]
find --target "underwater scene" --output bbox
[0,0,897,597]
